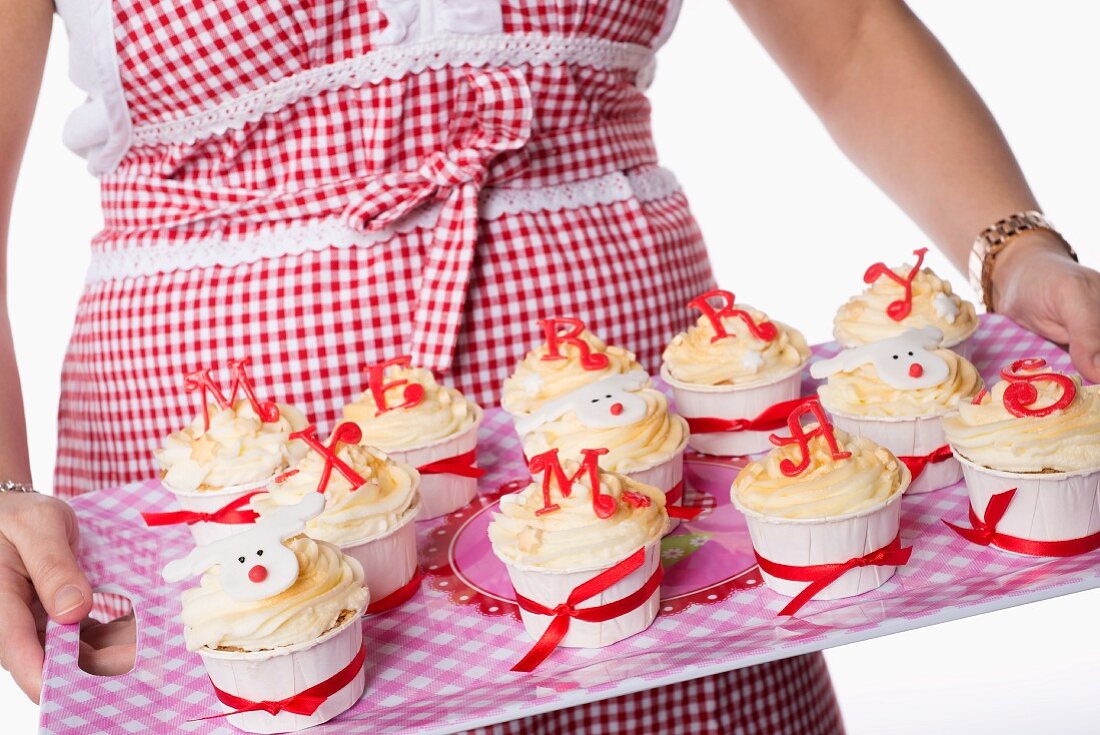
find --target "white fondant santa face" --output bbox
[515,371,650,435]
[162,494,326,601]
[811,327,950,390]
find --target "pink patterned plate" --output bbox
[422,456,761,619]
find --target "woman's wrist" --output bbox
[990,230,1078,310]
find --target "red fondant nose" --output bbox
[610,402,624,416]
[248,565,268,583]
[909,363,924,378]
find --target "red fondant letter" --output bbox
[365,356,426,416]
[528,448,615,518]
[769,400,852,477]
[687,290,778,343]
[537,318,610,371]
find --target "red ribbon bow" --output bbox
[141,491,260,528]
[685,397,810,436]
[943,488,1100,557]
[196,645,366,721]
[511,547,663,672]
[340,69,532,373]
[754,535,912,617]
[418,449,487,479]
[898,444,954,481]
[664,480,703,521]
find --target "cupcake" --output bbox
[150,360,308,545]
[252,422,420,609]
[501,317,646,426]
[834,247,979,357]
[812,327,983,494]
[941,358,1100,556]
[488,449,667,669]
[342,357,483,520]
[661,290,811,456]
[515,370,690,526]
[732,400,911,614]
[163,495,368,733]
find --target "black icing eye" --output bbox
[605,394,612,399]
[256,549,263,556]
[590,398,599,403]
[908,351,914,356]
[892,354,899,360]
[238,556,246,564]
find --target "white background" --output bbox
[4,1,1099,732]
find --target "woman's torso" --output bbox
[48,7,847,733]
[53,0,714,497]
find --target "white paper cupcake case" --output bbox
[197,604,368,733]
[827,409,960,495]
[661,363,805,457]
[385,409,483,521]
[164,476,274,547]
[340,503,420,605]
[954,452,1100,551]
[501,539,662,649]
[621,448,686,534]
[733,491,906,603]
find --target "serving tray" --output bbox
[39,315,1100,735]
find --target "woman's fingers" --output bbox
[0,494,95,702]
[1061,270,1100,383]
[0,575,45,702]
[78,641,136,677]
[7,495,93,623]
[79,614,136,650]
[996,244,1100,382]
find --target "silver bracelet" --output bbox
[0,480,37,493]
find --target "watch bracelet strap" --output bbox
[970,210,1078,313]
[0,480,37,493]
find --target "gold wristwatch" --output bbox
[968,210,1077,312]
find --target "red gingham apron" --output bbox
[55,2,843,732]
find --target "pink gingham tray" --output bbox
[39,315,1100,735]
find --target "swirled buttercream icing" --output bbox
[942,366,1100,473]
[818,349,983,418]
[342,365,480,451]
[488,464,666,570]
[834,261,978,347]
[156,400,308,493]
[733,426,908,519]
[253,442,419,546]
[521,389,688,473]
[662,308,810,387]
[181,535,368,652]
[502,330,646,416]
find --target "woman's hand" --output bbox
[993,233,1100,383]
[0,492,93,702]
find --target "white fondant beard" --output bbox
[162,494,326,602]
[219,542,301,601]
[811,327,951,390]
[515,371,652,435]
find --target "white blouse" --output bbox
[55,0,131,175]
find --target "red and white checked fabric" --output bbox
[55,1,842,732]
[475,654,843,735]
